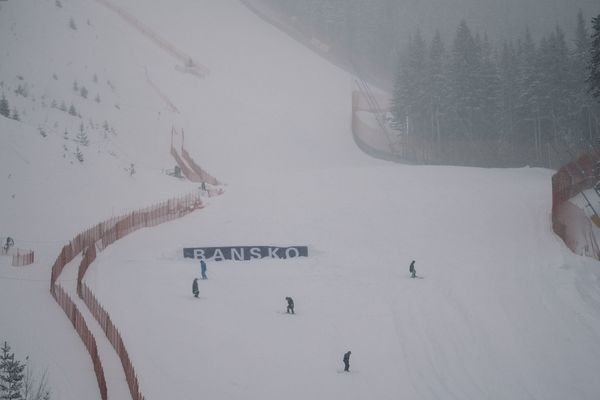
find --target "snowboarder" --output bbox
[285,297,294,314]
[200,259,208,280]
[343,351,351,372]
[409,260,416,278]
[192,277,199,298]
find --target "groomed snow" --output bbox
[2,1,600,400]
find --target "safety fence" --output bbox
[50,193,205,400]
[170,126,222,188]
[51,283,108,399]
[552,150,600,259]
[78,246,145,400]
[94,0,209,78]
[1,247,35,267]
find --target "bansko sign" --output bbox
[183,246,308,262]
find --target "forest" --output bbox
[261,0,600,167]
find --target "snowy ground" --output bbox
[2,1,600,400]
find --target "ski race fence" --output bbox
[0,247,35,267]
[552,150,600,260]
[50,193,205,400]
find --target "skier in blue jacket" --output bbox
[200,259,208,280]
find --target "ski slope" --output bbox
[2,1,600,399]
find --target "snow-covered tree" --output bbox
[69,18,77,30]
[79,86,88,99]
[0,341,25,400]
[0,95,9,118]
[11,108,19,121]
[75,146,84,163]
[68,104,77,116]
[75,123,89,146]
[590,14,600,101]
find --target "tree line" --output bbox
[390,12,600,167]
[260,1,600,167]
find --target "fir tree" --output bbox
[75,123,89,146]
[69,17,77,30]
[59,101,67,112]
[0,95,9,118]
[11,108,19,121]
[590,14,600,100]
[75,146,84,163]
[68,104,77,116]
[79,86,88,99]
[72,81,78,92]
[0,341,25,400]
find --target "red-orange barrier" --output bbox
[551,150,600,259]
[51,284,108,400]
[51,192,204,400]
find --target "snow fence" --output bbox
[1,247,34,267]
[552,150,600,260]
[50,193,204,400]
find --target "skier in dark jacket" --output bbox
[343,351,351,372]
[200,259,208,280]
[192,277,199,298]
[285,297,294,314]
[409,260,416,278]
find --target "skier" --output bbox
[200,259,208,280]
[285,297,294,314]
[409,260,416,278]
[192,277,199,298]
[3,237,14,253]
[343,351,351,372]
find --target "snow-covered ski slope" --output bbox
[2,1,600,399]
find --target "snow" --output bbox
[2,1,600,399]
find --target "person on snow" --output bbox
[3,237,14,253]
[192,277,199,298]
[285,297,295,314]
[200,259,208,280]
[343,351,352,372]
[409,260,416,278]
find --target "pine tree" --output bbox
[75,123,89,146]
[590,14,600,101]
[68,104,77,116]
[11,108,19,121]
[0,341,25,400]
[69,17,77,30]
[427,30,449,160]
[75,146,84,163]
[0,95,9,118]
[449,20,482,142]
[79,86,88,99]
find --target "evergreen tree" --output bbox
[426,30,450,160]
[0,341,25,400]
[11,108,19,121]
[75,123,89,146]
[0,95,9,118]
[68,104,77,116]
[391,29,428,138]
[590,14,600,100]
[498,41,520,161]
[74,146,84,163]
[79,86,88,99]
[449,20,482,142]
[571,10,595,145]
